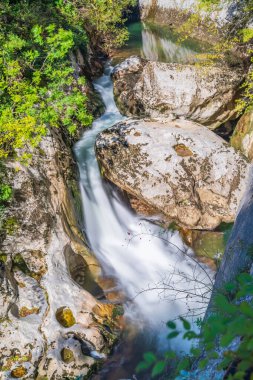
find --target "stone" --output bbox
[61,348,74,364]
[55,307,76,328]
[96,118,249,230]
[0,128,107,378]
[11,366,27,378]
[92,303,116,319]
[112,56,244,129]
[231,111,253,161]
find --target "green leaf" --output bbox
[239,301,253,317]
[183,331,199,340]
[180,317,191,330]
[198,358,208,369]
[214,294,237,314]
[176,357,191,373]
[151,361,166,378]
[220,333,234,347]
[167,320,177,329]
[165,350,176,360]
[167,331,180,339]
[234,371,247,380]
[143,352,157,364]
[136,361,152,373]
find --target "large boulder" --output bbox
[231,111,253,161]
[112,56,244,129]
[96,118,249,230]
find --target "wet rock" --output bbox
[55,307,76,328]
[96,118,249,230]
[112,56,244,129]
[231,111,253,161]
[61,348,74,363]
[11,366,27,378]
[72,334,106,360]
[93,303,116,319]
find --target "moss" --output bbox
[112,305,124,319]
[2,217,19,235]
[12,254,31,275]
[19,306,40,318]
[11,366,27,378]
[173,144,193,157]
[83,362,103,380]
[0,253,7,263]
[61,348,74,363]
[55,307,76,328]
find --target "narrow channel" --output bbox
[74,22,213,379]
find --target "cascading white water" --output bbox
[75,65,213,353]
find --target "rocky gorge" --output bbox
[0,1,253,379]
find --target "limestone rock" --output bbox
[112,56,243,129]
[0,129,105,379]
[231,111,253,161]
[96,118,249,230]
[56,307,76,328]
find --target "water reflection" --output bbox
[113,22,204,64]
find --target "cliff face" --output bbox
[0,127,115,378]
[138,0,252,40]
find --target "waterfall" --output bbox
[74,65,213,358]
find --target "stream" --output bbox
[74,22,213,380]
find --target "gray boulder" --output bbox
[96,118,249,230]
[112,56,244,129]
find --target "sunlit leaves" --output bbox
[137,272,253,380]
[0,19,92,160]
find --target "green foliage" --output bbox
[0,1,93,161]
[0,0,135,161]
[137,273,253,379]
[0,184,12,203]
[77,0,137,52]
[0,162,12,234]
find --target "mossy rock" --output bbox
[11,366,27,378]
[231,111,253,161]
[0,253,7,263]
[192,231,225,259]
[55,307,76,328]
[61,348,74,363]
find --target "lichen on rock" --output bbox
[55,307,76,328]
[112,56,244,129]
[231,111,253,161]
[96,117,249,230]
[11,366,27,378]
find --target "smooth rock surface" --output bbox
[96,118,249,230]
[0,130,111,379]
[113,56,243,129]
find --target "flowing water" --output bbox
[74,23,213,379]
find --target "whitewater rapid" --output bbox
[74,65,213,350]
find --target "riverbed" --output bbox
[74,22,214,379]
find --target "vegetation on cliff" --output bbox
[179,0,253,113]
[0,0,135,162]
[0,0,135,230]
